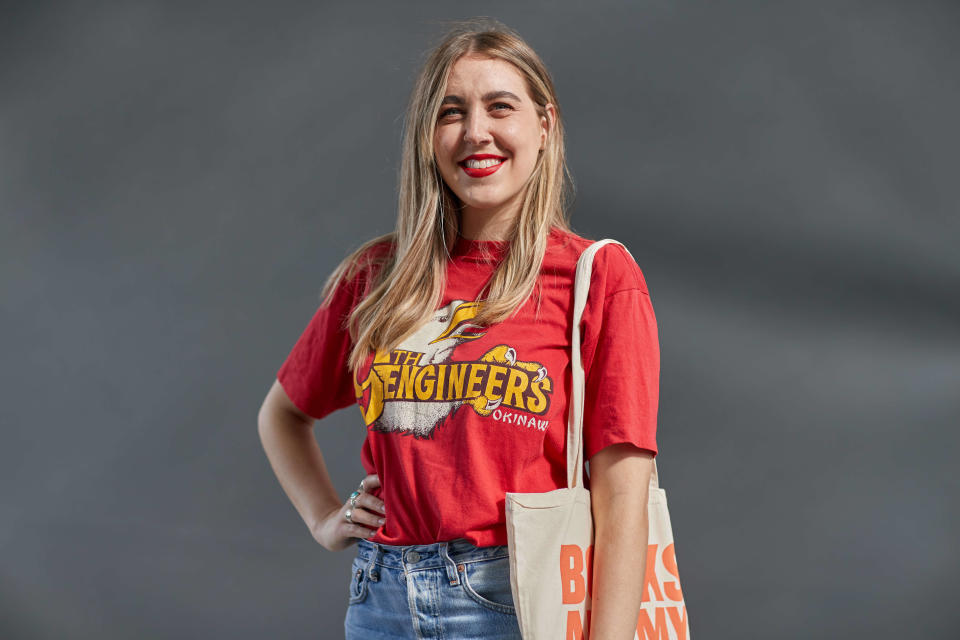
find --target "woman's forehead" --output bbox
[444,55,528,97]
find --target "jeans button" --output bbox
[407,551,420,563]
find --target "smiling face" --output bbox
[433,54,554,239]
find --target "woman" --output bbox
[258,19,659,640]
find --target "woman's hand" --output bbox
[311,473,387,552]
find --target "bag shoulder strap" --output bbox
[568,238,660,491]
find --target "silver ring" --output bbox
[349,490,361,509]
[345,508,354,524]
[357,478,366,493]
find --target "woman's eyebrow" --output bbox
[440,90,522,105]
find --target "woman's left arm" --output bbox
[589,442,655,640]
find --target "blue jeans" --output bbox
[344,538,522,639]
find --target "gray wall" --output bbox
[3,2,957,638]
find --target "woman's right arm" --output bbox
[257,379,386,552]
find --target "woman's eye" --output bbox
[439,103,512,119]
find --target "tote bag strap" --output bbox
[568,239,660,492]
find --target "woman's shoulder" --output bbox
[548,226,594,253]
[357,234,398,262]
[323,233,397,304]
[345,234,397,277]
[549,227,647,294]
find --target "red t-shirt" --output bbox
[277,227,659,547]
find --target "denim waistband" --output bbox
[355,537,510,572]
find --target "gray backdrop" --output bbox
[2,1,957,638]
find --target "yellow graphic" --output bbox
[352,300,553,436]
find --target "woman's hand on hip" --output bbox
[311,473,387,552]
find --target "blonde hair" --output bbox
[323,18,575,375]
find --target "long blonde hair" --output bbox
[323,18,575,376]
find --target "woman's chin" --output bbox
[457,193,519,214]
[462,200,503,212]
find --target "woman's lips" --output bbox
[459,158,506,178]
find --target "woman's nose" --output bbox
[462,112,492,145]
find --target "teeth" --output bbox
[464,158,504,169]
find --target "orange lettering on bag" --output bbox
[585,543,594,600]
[662,543,683,601]
[642,544,663,603]
[565,609,586,640]
[667,605,688,640]
[636,606,669,640]
[560,544,586,604]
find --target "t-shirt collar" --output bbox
[450,234,511,262]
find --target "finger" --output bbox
[362,474,381,491]
[342,503,383,538]
[360,492,386,515]
[349,504,386,528]
[347,523,378,539]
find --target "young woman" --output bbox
[258,19,659,640]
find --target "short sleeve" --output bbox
[276,273,361,421]
[579,243,660,461]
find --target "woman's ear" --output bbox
[540,103,556,151]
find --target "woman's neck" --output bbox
[457,202,520,242]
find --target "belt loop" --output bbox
[366,542,381,581]
[439,541,460,586]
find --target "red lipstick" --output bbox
[458,153,507,178]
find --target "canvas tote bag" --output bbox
[504,239,691,640]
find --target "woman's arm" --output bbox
[589,443,655,640]
[257,380,385,551]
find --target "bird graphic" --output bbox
[354,300,552,439]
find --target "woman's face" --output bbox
[433,54,554,235]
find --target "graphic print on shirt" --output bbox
[353,299,553,439]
